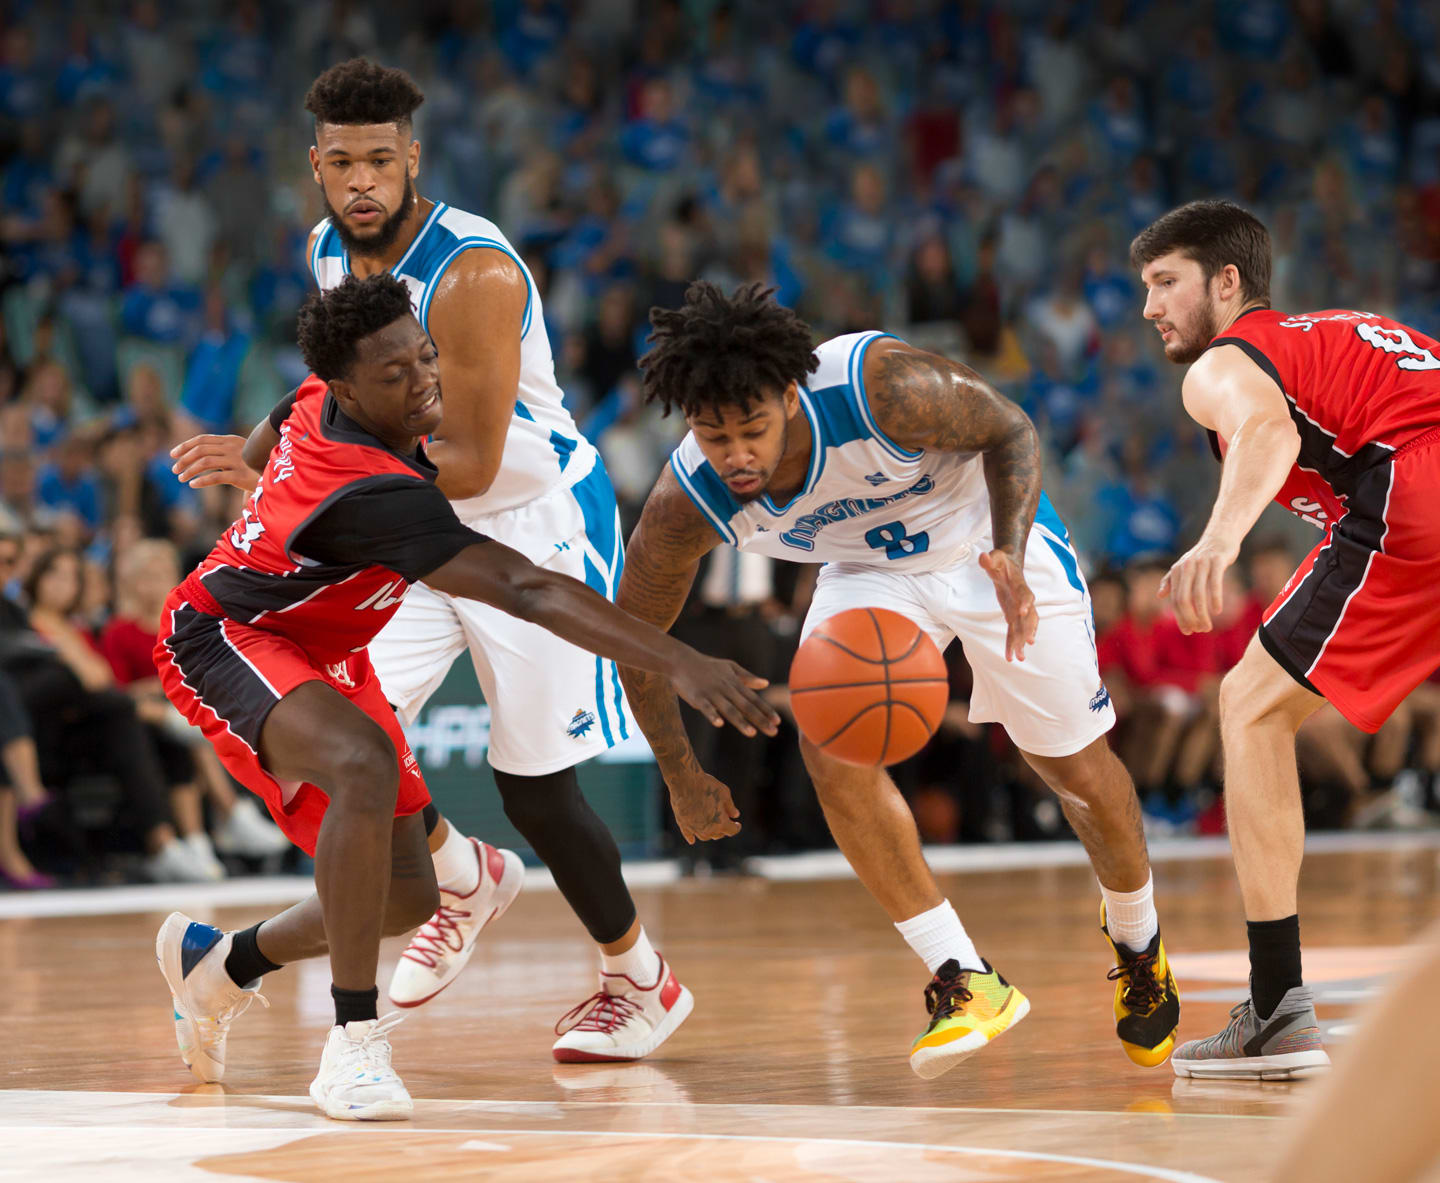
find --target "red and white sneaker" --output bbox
[387,838,524,1008]
[552,954,694,1063]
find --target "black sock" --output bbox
[224,923,282,987]
[332,985,379,1027]
[1247,915,1303,1019]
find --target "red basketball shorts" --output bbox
[154,588,430,854]
[1260,430,1440,733]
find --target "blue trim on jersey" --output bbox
[850,332,919,462]
[572,461,629,744]
[580,553,617,747]
[415,235,534,339]
[550,430,576,472]
[805,383,866,447]
[759,390,823,516]
[669,455,739,545]
[339,201,447,280]
[308,225,329,284]
[514,400,536,422]
[1034,491,1085,596]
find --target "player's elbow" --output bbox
[438,464,497,501]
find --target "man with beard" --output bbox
[1133,199,1440,1080]
[172,59,699,1063]
[614,281,1180,1079]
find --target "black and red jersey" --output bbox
[176,383,483,665]
[1206,308,1440,527]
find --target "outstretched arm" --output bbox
[424,531,777,738]
[614,466,748,842]
[865,340,1041,660]
[1165,344,1300,633]
[171,392,292,492]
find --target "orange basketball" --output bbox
[788,607,949,766]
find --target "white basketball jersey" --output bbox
[671,332,1048,572]
[310,202,596,518]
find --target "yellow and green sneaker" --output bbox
[1101,901,1181,1068]
[908,959,1030,1080]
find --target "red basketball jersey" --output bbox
[179,386,477,665]
[1206,308,1440,527]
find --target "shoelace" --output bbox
[197,988,270,1036]
[554,990,643,1036]
[336,1013,406,1074]
[923,974,974,1020]
[1107,951,1165,1014]
[400,904,472,967]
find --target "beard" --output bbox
[1164,299,1221,365]
[324,173,416,259]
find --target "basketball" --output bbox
[788,608,949,766]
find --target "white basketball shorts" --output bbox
[369,456,633,776]
[801,504,1115,758]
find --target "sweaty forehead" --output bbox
[356,316,428,366]
[315,123,409,154]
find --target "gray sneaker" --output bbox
[1171,985,1331,1080]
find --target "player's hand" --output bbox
[1160,535,1238,634]
[980,548,1038,662]
[667,653,781,738]
[666,769,741,844]
[170,434,259,491]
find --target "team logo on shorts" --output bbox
[567,708,597,738]
[1089,683,1112,713]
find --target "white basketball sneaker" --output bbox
[155,911,269,1083]
[552,954,694,1063]
[388,839,524,1008]
[309,1014,413,1121]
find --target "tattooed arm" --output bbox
[617,465,767,843]
[865,339,1042,660]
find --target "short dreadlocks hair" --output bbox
[1130,199,1272,305]
[304,58,425,132]
[640,282,818,418]
[297,274,416,381]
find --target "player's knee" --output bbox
[326,729,400,815]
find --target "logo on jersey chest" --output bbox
[777,474,935,552]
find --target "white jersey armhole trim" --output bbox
[668,454,738,546]
[308,223,329,287]
[416,237,535,340]
[849,332,922,462]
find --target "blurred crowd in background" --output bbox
[4,0,1440,886]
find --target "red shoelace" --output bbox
[399,904,471,967]
[555,991,642,1036]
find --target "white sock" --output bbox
[1100,874,1159,953]
[601,927,660,988]
[430,825,480,895]
[894,900,983,975]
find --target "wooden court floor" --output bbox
[2,841,1438,1181]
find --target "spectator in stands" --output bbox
[102,539,289,861]
[120,242,202,349]
[18,546,214,881]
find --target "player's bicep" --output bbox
[864,339,1033,454]
[423,250,528,499]
[618,466,722,630]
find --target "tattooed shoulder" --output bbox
[866,340,1024,454]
